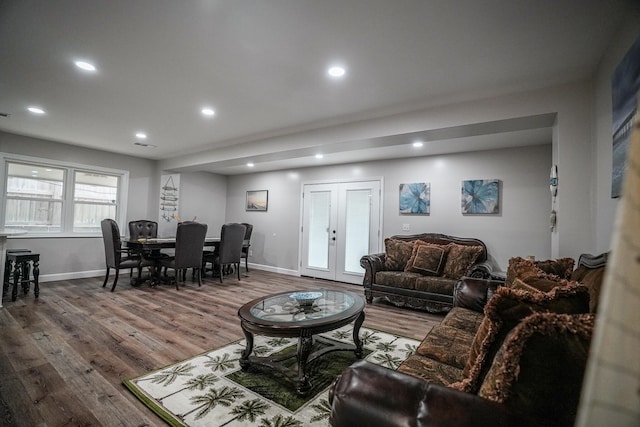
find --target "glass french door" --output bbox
[301,180,381,284]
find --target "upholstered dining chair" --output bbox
[240,223,253,273]
[101,219,153,292]
[203,223,246,283]
[127,220,159,275]
[159,221,208,290]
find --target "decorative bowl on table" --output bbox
[289,291,323,306]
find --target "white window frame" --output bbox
[0,153,129,237]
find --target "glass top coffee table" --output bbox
[237,289,365,395]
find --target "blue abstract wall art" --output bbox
[461,179,500,214]
[399,182,430,214]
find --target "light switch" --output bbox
[402,224,410,231]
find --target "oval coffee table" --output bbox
[237,289,365,395]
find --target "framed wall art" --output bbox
[461,179,500,214]
[246,190,268,211]
[399,182,430,214]
[611,34,640,198]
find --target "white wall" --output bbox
[173,171,227,237]
[226,144,551,273]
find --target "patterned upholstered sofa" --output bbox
[329,253,608,427]
[361,233,494,312]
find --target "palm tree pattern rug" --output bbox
[124,326,419,426]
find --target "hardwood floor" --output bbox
[0,270,443,426]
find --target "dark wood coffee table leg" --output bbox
[239,325,254,370]
[353,311,365,358]
[297,336,313,395]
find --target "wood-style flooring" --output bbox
[0,270,443,426]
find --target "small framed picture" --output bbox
[246,190,268,211]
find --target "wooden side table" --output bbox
[4,251,40,301]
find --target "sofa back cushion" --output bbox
[451,283,590,394]
[477,313,594,427]
[404,241,448,276]
[384,238,415,270]
[442,243,484,279]
[571,264,606,313]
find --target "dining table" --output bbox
[124,237,248,285]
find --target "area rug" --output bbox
[124,326,419,426]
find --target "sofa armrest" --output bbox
[329,360,520,427]
[453,277,504,312]
[360,253,386,288]
[466,260,494,278]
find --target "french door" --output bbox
[300,180,381,284]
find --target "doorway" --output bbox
[300,180,381,284]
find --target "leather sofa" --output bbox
[329,253,607,427]
[361,233,494,312]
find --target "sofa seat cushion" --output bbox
[414,275,456,295]
[375,271,422,289]
[384,238,415,270]
[405,241,448,275]
[478,313,594,427]
[451,283,590,394]
[415,324,475,369]
[440,306,485,336]
[397,355,463,386]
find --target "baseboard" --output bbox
[40,270,105,283]
[39,264,300,283]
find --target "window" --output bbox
[1,154,128,236]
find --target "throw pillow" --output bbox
[441,243,483,279]
[535,257,575,279]
[404,241,448,276]
[477,313,594,427]
[383,238,415,271]
[450,282,590,394]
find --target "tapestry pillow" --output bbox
[404,241,448,276]
[441,243,483,279]
[534,257,575,279]
[570,264,605,313]
[384,238,415,271]
[477,313,594,427]
[506,256,576,288]
[449,282,590,394]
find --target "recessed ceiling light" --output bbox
[135,132,147,139]
[247,162,255,168]
[27,106,45,114]
[201,107,216,117]
[74,60,96,72]
[412,141,424,148]
[31,170,39,174]
[315,154,324,159]
[327,66,346,78]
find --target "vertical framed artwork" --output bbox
[611,34,640,198]
[461,179,500,214]
[246,190,268,211]
[399,182,430,214]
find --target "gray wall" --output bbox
[226,144,551,272]
[0,131,157,280]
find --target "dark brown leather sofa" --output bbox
[361,233,494,312]
[329,253,607,427]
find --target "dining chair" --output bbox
[127,220,159,275]
[240,223,253,273]
[203,223,246,283]
[101,219,153,292]
[159,221,208,290]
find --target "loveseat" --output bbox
[329,253,608,427]
[361,233,494,312]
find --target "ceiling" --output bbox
[0,0,633,174]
